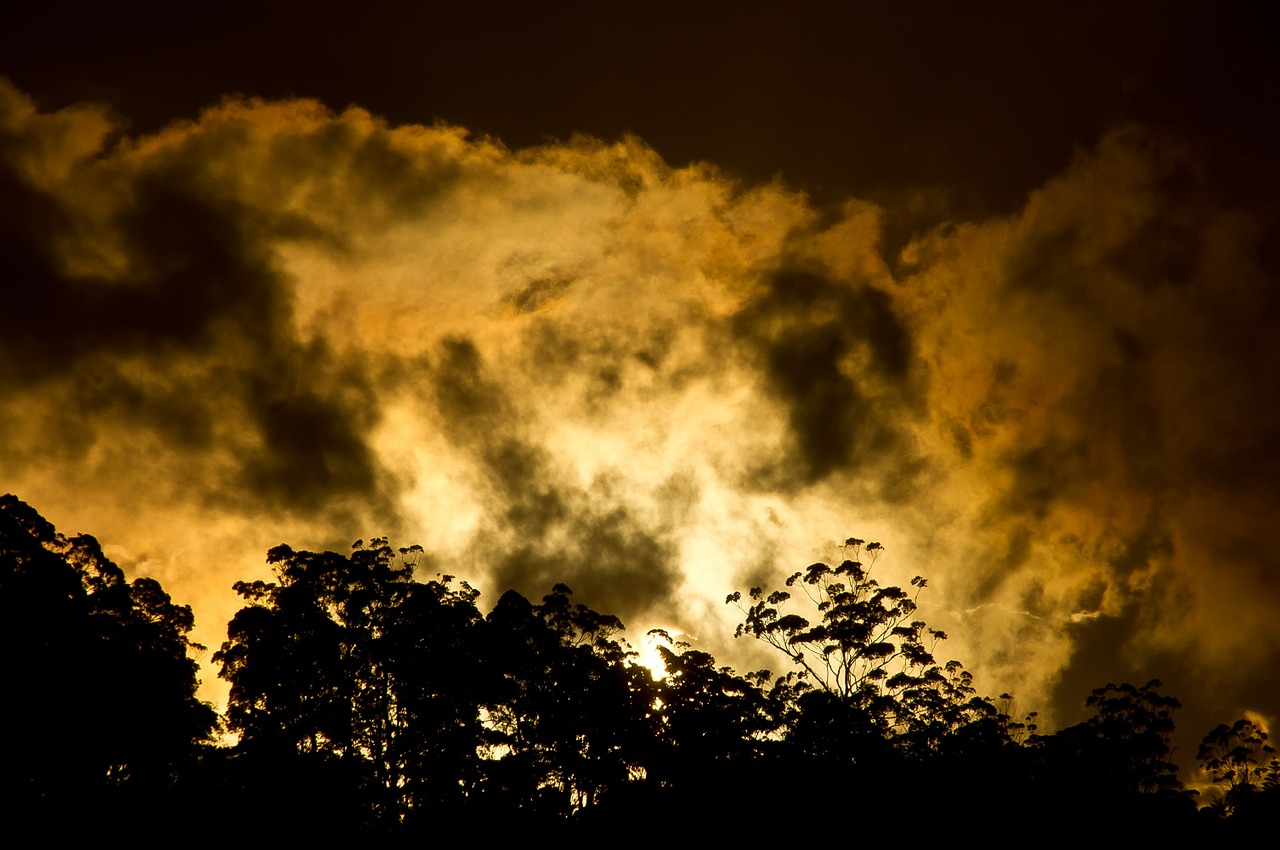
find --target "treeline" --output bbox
[2,493,1277,839]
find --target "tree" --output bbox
[0,494,216,828]
[1050,680,1184,797]
[727,537,992,755]
[1198,718,1279,816]
[646,631,782,773]
[215,538,488,831]
[1013,680,1203,838]
[478,584,650,819]
[378,559,490,823]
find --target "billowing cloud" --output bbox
[895,126,1280,735]
[3,79,1277,742]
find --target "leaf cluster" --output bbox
[728,538,990,748]
[1198,717,1280,814]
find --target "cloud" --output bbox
[3,80,1278,736]
[730,268,922,491]
[0,84,393,531]
[422,334,688,621]
[896,125,1280,730]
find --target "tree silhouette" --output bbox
[478,585,650,821]
[728,537,993,757]
[1020,679,1201,838]
[379,558,490,825]
[216,540,663,832]
[216,538,488,831]
[4,496,1263,836]
[1051,680,1184,797]
[647,631,780,768]
[1198,718,1279,818]
[0,494,216,831]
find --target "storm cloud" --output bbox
[2,80,1277,740]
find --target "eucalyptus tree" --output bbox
[1047,680,1185,798]
[728,537,993,758]
[1198,718,1279,817]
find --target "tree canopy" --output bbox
[728,538,995,759]
[3,494,1276,838]
[0,494,216,832]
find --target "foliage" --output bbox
[728,537,993,752]
[1198,718,1279,814]
[0,494,216,824]
[215,538,487,826]
[478,584,651,817]
[1048,680,1185,797]
[216,542,663,827]
[646,630,784,772]
[4,496,1270,835]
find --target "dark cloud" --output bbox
[234,340,387,517]
[0,85,395,528]
[0,152,104,383]
[731,269,922,492]
[261,111,464,219]
[897,126,1280,729]
[504,275,576,315]
[514,315,698,419]
[0,117,290,379]
[429,337,684,622]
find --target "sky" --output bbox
[2,1,1279,759]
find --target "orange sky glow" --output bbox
[2,3,1277,766]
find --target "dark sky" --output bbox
[3,0,1279,773]
[8,2,1274,205]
